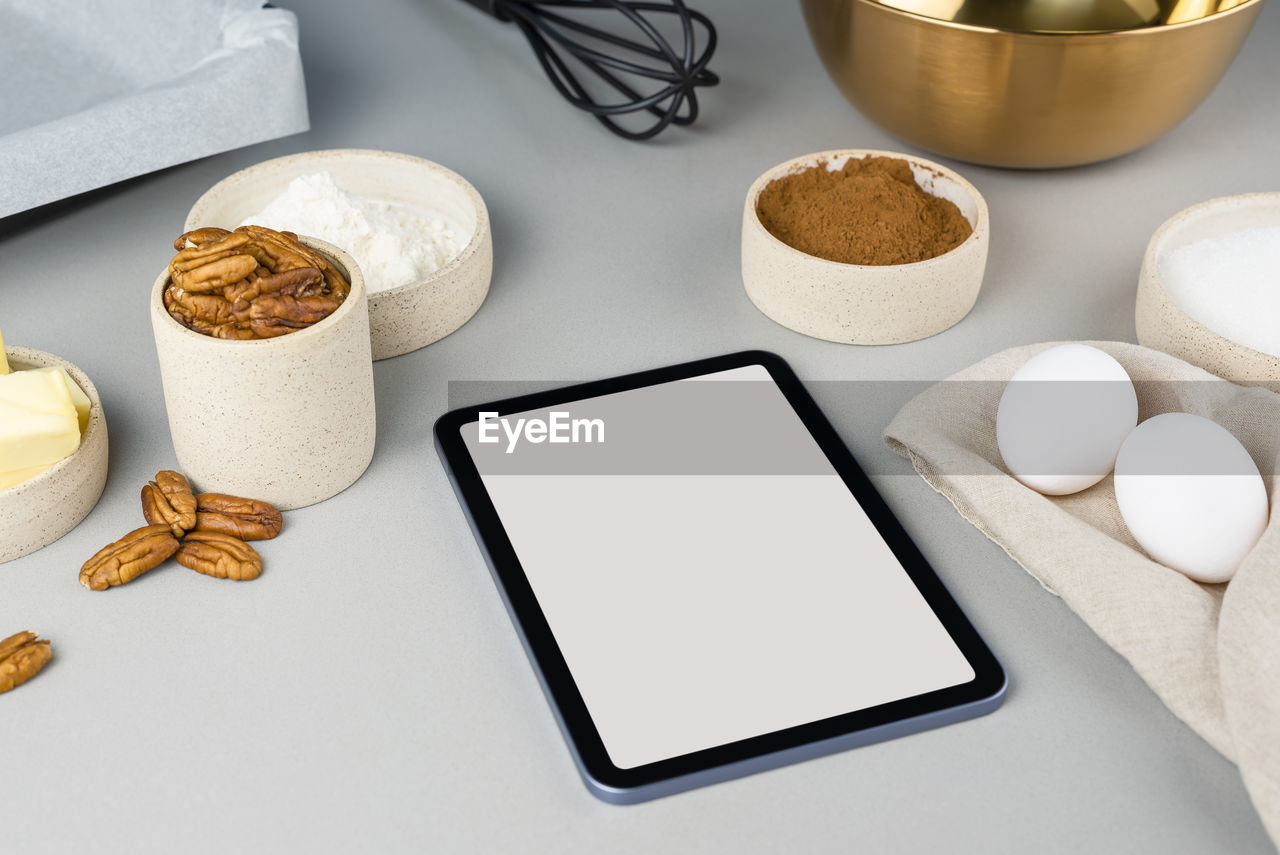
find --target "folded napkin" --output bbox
[884,341,1280,846]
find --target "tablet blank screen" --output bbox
[461,365,975,770]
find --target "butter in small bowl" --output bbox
[0,343,108,563]
[0,338,90,490]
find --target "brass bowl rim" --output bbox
[746,148,988,270]
[858,0,1265,36]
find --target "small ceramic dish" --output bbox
[1136,193,1280,394]
[151,238,376,510]
[1,348,109,563]
[185,148,493,361]
[741,149,989,345]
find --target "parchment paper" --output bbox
[0,0,308,219]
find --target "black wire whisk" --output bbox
[461,0,719,141]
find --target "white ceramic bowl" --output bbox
[185,149,493,361]
[0,347,109,563]
[742,149,989,345]
[150,238,376,510]
[1136,193,1280,394]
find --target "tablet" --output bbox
[434,351,1005,804]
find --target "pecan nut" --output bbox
[0,631,52,695]
[141,470,199,537]
[249,293,346,337]
[195,493,283,541]
[165,284,251,327]
[80,525,181,591]
[172,253,261,294]
[174,227,232,250]
[235,225,327,277]
[224,266,322,304]
[176,530,263,581]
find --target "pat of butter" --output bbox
[0,328,8,374]
[0,461,56,491]
[56,368,91,434]
[0,367,83,490]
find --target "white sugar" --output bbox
[1159,226,1280,357]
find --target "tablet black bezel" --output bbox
[434,350,1005,798]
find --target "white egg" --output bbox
[996,344,1139,495]
[1114,412,1269,583]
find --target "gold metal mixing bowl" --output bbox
[800,0,1265,168]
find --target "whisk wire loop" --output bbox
[528,6,688,83]
[464,0,719,140]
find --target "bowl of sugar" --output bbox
[186,149,493,360]
[1137,193,1280,394]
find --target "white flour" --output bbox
[1159,226,1280,357]
[240,172,468,294]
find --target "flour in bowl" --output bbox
[240,171,468,294]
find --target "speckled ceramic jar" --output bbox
[150,238,375,510]
[1136,193,1280,394]
[185,149,493,361]
[741,149,989,345]
[0,347,109,563]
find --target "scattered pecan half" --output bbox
[141,470,199,537]
[0,631,51,695]
[80,525,181,591]
[195,493,283,541]
[176,530,263,581]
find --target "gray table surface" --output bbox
[3,0,1278,851]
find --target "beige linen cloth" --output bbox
[884,341,1280,845]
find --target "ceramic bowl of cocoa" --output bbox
[0,347,109,563]
[185,149,493,361]
[741,149,989,345]
[150,236,376,511]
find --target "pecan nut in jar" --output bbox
[80,525,181,591]
[176,530,263,581]
[164,225,350,340]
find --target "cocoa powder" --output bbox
[756,156,973,265]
